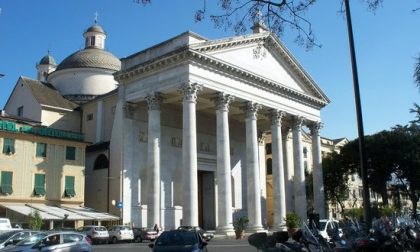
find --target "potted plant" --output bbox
[285,213,301,235]
[233,216,249,240]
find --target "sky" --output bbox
[0,0,419,140]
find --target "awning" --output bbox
[0,203,119,221]
[1,203,62,220]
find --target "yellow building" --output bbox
[0,112,118,229]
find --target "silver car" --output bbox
[0,232,92,252]
[76,225,109,244]
[0,230,39,249]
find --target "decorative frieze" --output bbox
[139,131,148,142]
[171,137,182,148]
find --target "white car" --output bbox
[318,219,343,241]
[76,225,109,244]
[107,225,134,244]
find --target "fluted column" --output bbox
[146,92,162,228]
[269,110,286,230]
[213,93,235,236]
[242,102,263,232]
[293,116,307,223]
[283,126,294,213]
[310,122,326,218]
[179,82,202,226]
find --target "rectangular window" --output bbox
[2,138,15,155]
[0,171,13,195]
[17,106,24,117]
[66,146,75,161]
[36,143,47,157]
[34,174,46,196]
[265,143,272,155]
[86,114,93,121]
[64,176,75,197]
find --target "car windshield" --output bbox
[0,231,18,243]
[16,233,47,246]
[156,231,198,246]
[318,221,327,231]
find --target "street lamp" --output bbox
[344,0,372,229]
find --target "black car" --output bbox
[177,226,214,241]
[148,229,208,252]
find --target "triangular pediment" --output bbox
[191,33,329,104]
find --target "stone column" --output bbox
[310,122,326,218]
[269,110,286,230]
[146,92,162,228]
[179,82,202,226]
[213,93,235,235]
[242,102,263,232]
[292,116,307,223]
[283,126,294,213]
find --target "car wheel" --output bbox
[112,237,117,244]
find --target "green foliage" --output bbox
[323,152,351,211]
[345,208,364,220]
[285,213,301,229]
[28,210,43,230]
[379,205,395,217]
[233,216,249,231]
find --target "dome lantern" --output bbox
[83,18,106,50]
[37,50,56,82]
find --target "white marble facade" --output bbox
[104,29,329,235]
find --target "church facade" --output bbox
[3,21,330,235]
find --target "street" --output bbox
[92,238,256,252]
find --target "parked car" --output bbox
[0,230,40,249]
[107,225,134,244]
[177,226,214,241]
[0,231,92,252]
[148,229,208,252]
[132,227,160,243]
[76,225,109,244]
[318,219,343,241]
[0,232,48,252]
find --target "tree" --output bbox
[323,151,351,215]
[28,210,43,230]
[136,0,384,50]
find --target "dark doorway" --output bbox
[198,171,215,230]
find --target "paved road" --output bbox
[92,238,256,252]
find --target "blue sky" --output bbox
[0,0,419,140]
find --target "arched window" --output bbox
[303,147,308,158]
[266,158,273,175]
[94,154,109,170]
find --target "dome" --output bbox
[39,54,56,65]
[85,24,105,34]
[56,48,121,71]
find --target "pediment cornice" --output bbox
[115,46,328,109]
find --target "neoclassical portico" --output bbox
[110,28,329,234]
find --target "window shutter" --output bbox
[2,138,15,154]
[36,143,47,157]
[34,174,46,196]
[0,171,13,194]
[66,146,75,160]
[64,176,75,197]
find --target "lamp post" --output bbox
[344,0,372,229]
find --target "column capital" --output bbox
[212,93,235,111]
[179,82,202,102]
[292,115,305,130]
[241,101,261,119]
[309,121,323,136]
[146,92,163,110]
[267,109,285,126]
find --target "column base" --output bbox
[246,225,264,233]
[272,223,287,231]
[216,225,235,237]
